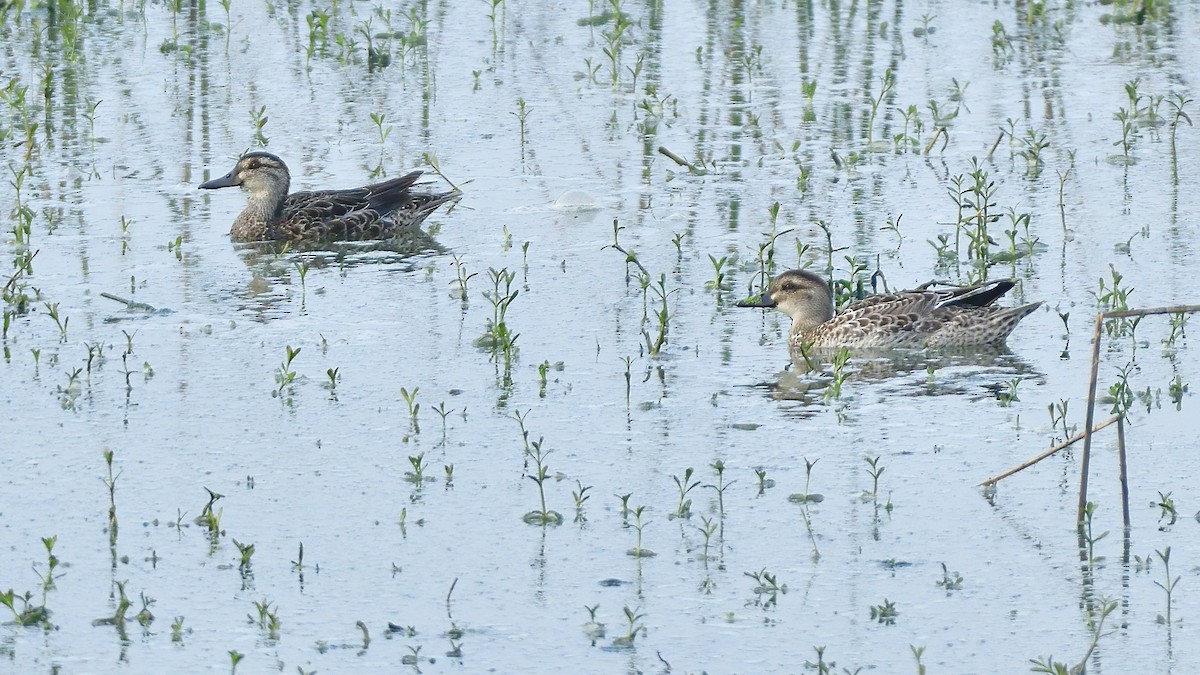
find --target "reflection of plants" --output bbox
[1032,598,1117,675]
[866,68,896,149]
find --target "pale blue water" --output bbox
[1,2,1197,673]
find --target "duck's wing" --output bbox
[934,278,1016,309]
[276,172,426,240]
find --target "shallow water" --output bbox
[2,1,1199,673]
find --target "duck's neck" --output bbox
[788,304,834,339]
[230,184,287,242]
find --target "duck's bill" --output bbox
[199,171,240,190]
[736,294,776,308]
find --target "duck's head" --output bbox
[199,152,290,196]
[737,269,835,330]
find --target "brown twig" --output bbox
[980,415,1121,487]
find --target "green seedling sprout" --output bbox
[404,453,429,485]
[746,569,787,608]
[572,480,591,522]
[869,598,898,625]
[612,605,645,647]
[671,467,699,519]
[1154,547,1180,625]
[1079,502,1108,566]
[275,345,301,394]
[522,438,563,525]
[937,562,963,591]
[626,505,654,557]
[400,386,420,431]
[863,456,885,499]
[234,539,255,575]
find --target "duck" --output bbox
[198,152,459,242]
[737,268,1042,349]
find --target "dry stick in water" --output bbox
[657,145,701,173]
[1077,304,1200,525]
[979,414,1121,487]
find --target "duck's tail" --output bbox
[991,301,1043,340]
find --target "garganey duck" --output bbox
[199,152,458,242]
[738,269,1042,349]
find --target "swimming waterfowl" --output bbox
[737,269,1042,349]
[199,152,458,242]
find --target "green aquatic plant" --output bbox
[432,401,453,442]
[43,301,67,341]
[707,459,731,519]
[1106,361,1135,417]
[513,97,531,151]
[863,456,885,499]
[997,376,1023,406]
[571,480,591,522]
[249,105,269,146]
[611,606,645,647]
[233,539,255,575]
[1018,126,1050,176]
[626,505,654,557]
[250,599,280,641]
[404,453,429,485]
[477,267,520,356]
[825,347,851,401]
[869,598,897,625]
[275,345,301,394]
[1079,501,1108,566]
[31,535,62,594]
[1168,375,1186,409]
[745,568,787,608]
[697,515,718,563]
[1155,547,1180,625]
[523,438,563,525]
[866,68,896,150]
[705,254,730,294]
[642,273,673,356]
[754,467,773,494]
[400,386,420,431]
[671,467,699,519]
[1,588,49,627]
[937,562,963,591]
[1153,491,1178,527]
[1031,598,1117,674]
